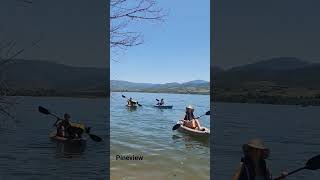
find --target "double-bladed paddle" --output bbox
[172,110,210,130]
[274,154,320,180]
[122,95,142,106]
[38,106,102,142]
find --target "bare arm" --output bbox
[54,118,62,127]
[232,162,243,180]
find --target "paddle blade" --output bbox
[306,155,320,170]
[89,133,102,142]
[38,106,50,115]
[172,124,181,131]
[156,99,159,101]
[205,111,210,115]
[122,95,126,98]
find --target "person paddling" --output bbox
[55,113,72,138]
[127,97,134,106]
[182,105,203,130]
[54,113,83,139]
[160,98,164,105]
[157,98,165,106]
[232,138,287,180]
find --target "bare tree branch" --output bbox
[111,0,166,50]
[0,38,41,117]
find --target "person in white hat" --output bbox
[232,138,287,180]
[182,105,203,130]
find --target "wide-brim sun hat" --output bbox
[242,138,270,158]
[186,105,194,109]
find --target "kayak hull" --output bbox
[49,131,87,146]
[177,120,210,137]
[154,105,173,109]
[126,105,138,108]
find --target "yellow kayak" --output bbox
[50,122,87,145]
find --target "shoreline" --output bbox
[4,90,320,106]
[214,94,320,107]
[111,90,210,95]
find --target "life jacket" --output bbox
[58,121,85,138]
[238,157,272,180]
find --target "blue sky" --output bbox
[111,0,210,84]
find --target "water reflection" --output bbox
[54,141,86,158]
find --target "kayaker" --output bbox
[55,113,84,138]
[55,113,72,138]
[232,138,287,180]
[183,105,203,130]
[159,98,164,105]
[127,97,136,106]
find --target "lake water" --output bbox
[110,92,210,180]
[0,96,108,180]
[213,102,320,180]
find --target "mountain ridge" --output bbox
[111,79,210,94]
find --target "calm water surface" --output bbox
[111,92,210,180]
[0,96,108,180]
[213,102,320,180]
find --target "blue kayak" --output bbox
[154,105,173,109]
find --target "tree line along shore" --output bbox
[3,88,320,106]
[213,86,320,106]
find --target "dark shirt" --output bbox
[238,156,271,180]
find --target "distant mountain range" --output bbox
[213,57,320,105]
[213,57,320,89]
[111,80,210,94]
[0,59,209,96]
[1,59,108,92]
[2,57,320,102]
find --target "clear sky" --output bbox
[0,0,106,67]
[214,0,320,68]
[111,0,210,84]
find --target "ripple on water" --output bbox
[111,92,210,180]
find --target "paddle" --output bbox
[172,111,210,131]
[274,154,320,180]
[38,106,102,142]
[196,111,210,119]
[122,95,142,106]
[38,106,60,119]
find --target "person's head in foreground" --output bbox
[243,138,270,161]
[64,113,71,121]
[232,138,273,180]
